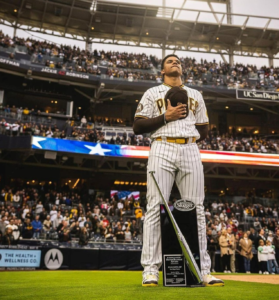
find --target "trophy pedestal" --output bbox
[160,204,204,287]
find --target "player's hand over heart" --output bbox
[165,99,187,122]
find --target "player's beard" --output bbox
[166,67,182,78]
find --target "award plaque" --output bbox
[163,254,186,287]
[160,203,203,287]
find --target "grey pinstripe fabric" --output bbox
[138,84,210,276]
[134,84,209,139]
[141,141,211,276]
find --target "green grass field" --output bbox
[0,271,278,300]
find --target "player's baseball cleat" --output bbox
[142,274,158,287]
[203,274,224,287]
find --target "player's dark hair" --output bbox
[161,54,180,70]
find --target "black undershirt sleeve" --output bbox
[133,115,165,135]
[196,124,209,143]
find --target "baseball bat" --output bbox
[150,171,203,284]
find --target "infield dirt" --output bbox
[217,274,279,285]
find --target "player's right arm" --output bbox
[133,91,186,135]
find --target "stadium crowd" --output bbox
[1,113,279,152]
[1,30,279,89]
[204,199,279,274]
[0,186,144,246]
[0,184,279,274]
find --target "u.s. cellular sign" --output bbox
[236,90,279,102]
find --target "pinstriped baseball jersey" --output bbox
[135,83,209,139]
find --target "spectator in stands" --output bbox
[207,229,218,273]
[12,191,21,204]
[4,189,13,202]
[105,227,114,241]
[227,227,236,273]
[253,218,262,232]
[135,206,143,230]
[4,105,10,117]
[79,227,89,246]
[43,215,52,238]
[248,228,257,245]
[46,127,53,137]
[115,223,125,242]
[6,219,17,244]
[50,205,58,223]
[35,201,43,215]
[10,105,17,118]
[266,240,278,274]
[124,226,132,242]
[57,220,71,243]
[80,116,87,127]
[31,215,42,239]
[53,212,63,229]
[70,221,81,238]
[22,107,29,120]
[255,229,266,247]
[239,232,253,273]
[13,219,21,242]
[22,218,33,239]
[219,229,233,273]
[78,214,86,228]
[40,207,48,222]
[258,239,269,274]
[2,227,14,245]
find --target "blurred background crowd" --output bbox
[1,30,279,90]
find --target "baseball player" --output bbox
[133,54,224,287]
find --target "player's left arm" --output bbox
[195,92,209,143]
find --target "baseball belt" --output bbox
[155,137,196,144]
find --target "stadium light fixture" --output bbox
[14,9,17,13]
[250,108,253,111]
[135,100,139,102]
[27,182,29,184]
[91,27,94,30]
[225,106,229,109]
[146,32,149,35]
[90,0,97,12]
[110,98,113,101]
[216,37,219,40]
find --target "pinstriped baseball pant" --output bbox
[141,141,211,276]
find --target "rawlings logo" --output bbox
[174,199,195,211]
